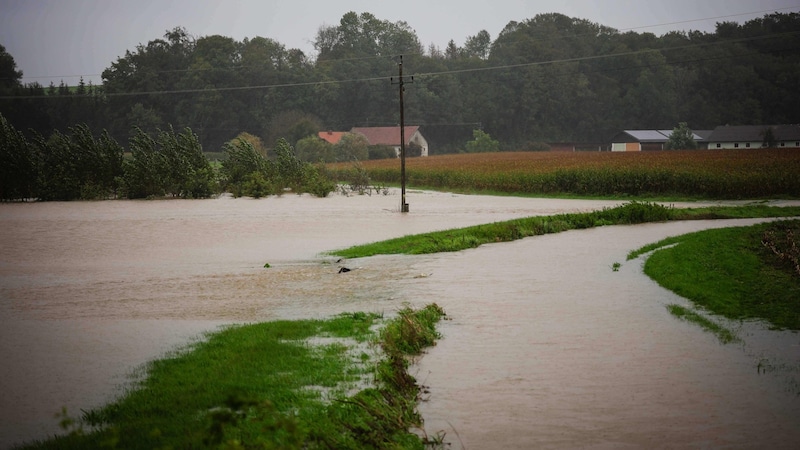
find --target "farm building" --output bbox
[351,126,429,157]
[317,127,429,157]
[705,124,800,149]
[317,130,348,145]
[609,129,712,151]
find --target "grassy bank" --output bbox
[630,220,800,331]
[326,202,799,338]
[329,202,800,258]
[18,304,446,450]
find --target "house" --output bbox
[317,130,347,145]
[705,124,800,149]
[351,126,429,157]
[609,129,712,151]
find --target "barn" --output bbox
[351,126,429,157]
[609,129,712,151]
[705,125,800,149]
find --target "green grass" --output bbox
[18,305,446,450]
[633,220,800,330]
[666,304,740,344]
[329,202,800,258]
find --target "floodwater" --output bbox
[1,191,798,449]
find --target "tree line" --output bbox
[0,112,337,201]
[1,11,799,155]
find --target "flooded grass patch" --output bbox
[17,305,446,450]
[666,304,740,344]
[331,202,800,258]
[635,220,800,331]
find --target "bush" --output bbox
[465,129,500,153]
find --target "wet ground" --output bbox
[1,190,798,448]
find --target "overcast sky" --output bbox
[1,0,798,86]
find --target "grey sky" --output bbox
[1,0,798,86]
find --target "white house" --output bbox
[705,124,800,149]
[350,126,429,157]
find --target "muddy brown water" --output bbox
[1,191,798,449]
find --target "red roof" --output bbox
[351,126,420,146]
[318,131,347,145]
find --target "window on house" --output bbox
[746,142,751,148]
[796,142,799,147]
[781,142,785,147]
[734,143,739,148]
[716,143,721,148]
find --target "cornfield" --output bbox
[329,150,800,199]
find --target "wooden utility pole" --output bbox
[391,55,413,213]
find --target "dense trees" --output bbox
[1,11,798,156]
[0,112,334,201]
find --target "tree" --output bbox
[0,44,23,91]
[463,30,491,59]
[465,129,500,153]
[761,127,777,148]
[295,135,335,162]
[229,132,268,157]
[265,111,322,148]
[0,112,37,200]
[665,122,698,150]
[335,132,370,161]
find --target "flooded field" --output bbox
[1,191,798,448]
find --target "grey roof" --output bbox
[623,130,670,142]
[693,130,714,140]
[618,129,712,143]
[707,125,800,142]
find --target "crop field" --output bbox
[329,149,800,199]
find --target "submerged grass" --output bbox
[330,202,800,258]
[666,304,740,344]
[18,305,446,450]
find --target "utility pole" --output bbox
[391,55,413,213]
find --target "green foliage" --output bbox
[665,122,698,150]
[242,171,274,199]
[122,127,216,199]
[295,135,335,163]
[0,112,38,200]
[4,12,800,151]
[222,137,336,198]
[368,144,397,160]
[273,138,306,189]
[464,129,500,153]
[666,304,739,344]
[330,202,800,259]
[303,164,338,198]
[335,133,370,162]
[639,221,800,330]
[35,124,125,201]
[222,136,271,192]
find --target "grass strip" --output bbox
[329,202,800,258]
[633,220,800,330]
[666,304,740,344]
[20,305,446,450]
